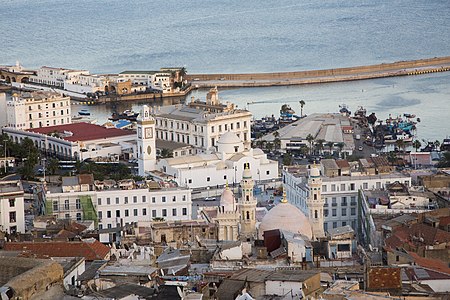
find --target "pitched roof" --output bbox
[4,238,110,261]
[27,123,134,142]
[408,252,450,275]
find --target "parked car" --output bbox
[204,197,216,201]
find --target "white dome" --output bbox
[220,187,235,212]
[310,165,320,177]
[259,202,313,239]
[217,132,244,154]
[218,132,242,144]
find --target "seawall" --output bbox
[187,56,450,88]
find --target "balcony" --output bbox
[332,203,337,207]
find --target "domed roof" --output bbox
[259,196,312,239]
[310,165,320,177]
[218,132,242,145]
[220,185,235,211]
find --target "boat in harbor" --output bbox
[78,109,90,116]
[109,110,139,122]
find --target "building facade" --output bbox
[154,88,252,153]
[0,180,25,234]
[45,186,192,230]
[6,91,71,130]
[117,70,172,93]
[283,164,412,233]
[29,66,88,88]
[137,105,157,175]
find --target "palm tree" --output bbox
[434,140,441,151]
[299,100,305,117]
[47,158,59,175]
[412,140,421,152]
[336,142,345,158]
[266,142,274,152]
[316,139,325,155]
[273,138,281,150]
[326,141,334,155]
[306,134,315,156]
[396,139,406,153]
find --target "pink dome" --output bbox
[220,187,235,212]
[259,202,312,239]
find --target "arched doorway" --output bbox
[0,75,5,80]
[11,77,16,82]
[5,76,10,83]
[21,77,29,83]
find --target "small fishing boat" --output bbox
[78,109,90,116]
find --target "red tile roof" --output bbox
[4,239,110,261]
[27,122,134,142]
[408,252,450,275]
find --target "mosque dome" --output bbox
[259,195,313,239]
[220,185,235,212]
[217,132,244,154]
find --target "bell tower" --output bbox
[307,164,325,239]
[137,105,156,176]
[238,163,257,240]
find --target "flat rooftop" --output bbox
[27,123,134,142]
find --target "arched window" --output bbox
[246,195,249,201]
[246,211,250,220]
[314,194,317,200]
[315,210,318,219]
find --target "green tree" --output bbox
[299,100,305,117]
[326,141,334,155]
[437,152,450,168]
[299,145,309,157]
[336,142,345,158]
[282,153,293,166]
[387,151,398,166]
[47,158,60,175]
[160,148,173,158]
[412,140,422,152]
[306,134,315,156]
[273,138,281,150]
[316,139,325,155]
[266,142,274,152]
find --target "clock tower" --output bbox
[137,105,156,176]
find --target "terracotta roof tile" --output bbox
[408,252,450,275]
[27,123,134,142]
[4,239,110,261]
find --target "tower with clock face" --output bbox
[137,105,156,176]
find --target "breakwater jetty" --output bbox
[187,56,450,88]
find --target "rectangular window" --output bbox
[107,211,111,218]
[99,224,103,229]
[116,210,121,218]
[124,197,128,204]
[340,184,345,191]
[172,208,177,216]
[142,196,146,202]
[333,222,337,228]
[363,182,368,189]
[341,197,347,206]
[338,244,350,252]
[322,185,327,192]
[107,197,111,205]
[237,122,240,129]
[182,208,187,215]
[133,196,137,203]
[332,197,337,206]
[9,212,16,223]
[98,211,102,219]
[324,209,329,217]
[350,183,355,191]
[332,209,337,217]
[76,213,82,221]
[219,125,222,132]
[143,208,147,216]
[162,196,166,202]
[331,184,336,192]
[152,197,156,203]
[351,196,357,206]
[134,209,138,216]
[107,224,112,229]
[9,199,15,207]
[211,126,214,133]
[65,213,70,219]
[98,198,102,205]
[351,208,356,216]
[230,123,233,130]
[76,199,81,209]
[172,196,176,202]
[64,200,69,210]
[182,195,186,201]
[125,210,129,217]
[376,182,381,189]
[152,210,156,218]
[207,177,210,182]
[162,209,167,217]
[53,201,58,211]
[342,208,347,216]
[244,121,247,128]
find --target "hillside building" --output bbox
[0,180,25,234]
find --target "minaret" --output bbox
[137,105,156,176]
[307,163,325,239]
[238,163,257,240]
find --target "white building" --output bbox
[46,183,192,230]
[29,66,88,88]
[3,122,135,160]
[5,91,71,130]
[0,180,25,234]
[283,164,411,233]
[156,131,279,189]
[64,73,107,95]
[0,93,7,128]
[118,71,172,93]
[154,87,252,153]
